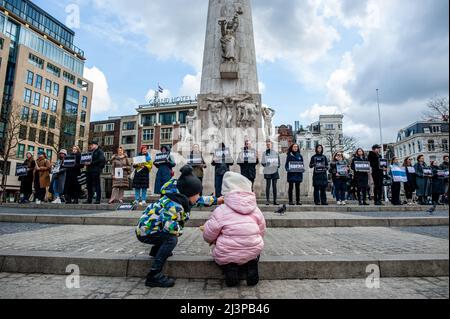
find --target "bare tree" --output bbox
[341,136,358,154]
[324,133,358,157]
[0,103,26,202]
[423,96,449,122]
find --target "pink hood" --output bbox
[203,191,266,266]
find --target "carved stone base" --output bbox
[220,63,239,79]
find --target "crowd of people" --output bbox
[17,140,449,207]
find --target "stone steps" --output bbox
[0,224,448,280]
[0,212,447,228]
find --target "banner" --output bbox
[423,168,433,177]
[336,162,349,177]
[187,153,203,166]
[154,153,169,165]
[314,157,327,173]
[407,166,416,174]
[213,148,233,164]
[15,165,28,177]
[114,168,124,179]
[379,159,388,170]
[355,161,371,172]
[80,153,93,165]
[63,156,76,168]
[265,156,279,167]
[238,149,257,164]
[391,166,408,183]
[288,161,305,173]
[133,155,147,165]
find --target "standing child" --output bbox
[136,165,223,288]
[203,172,266,287]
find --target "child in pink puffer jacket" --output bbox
[203,171,266,287]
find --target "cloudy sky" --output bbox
[34,0,449,148]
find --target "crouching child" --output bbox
[202,172,266,287]
[136,165,223,288]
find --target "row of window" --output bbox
[397,139,449,158]
[23,87,58,112]
[16,143,52,160]
[25,69,60,96]
[141,111,189,126]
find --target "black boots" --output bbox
[224,264,240,287]
[145,269,175,288]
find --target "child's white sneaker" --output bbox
[36,200,41,205]
[337,201,342,205]
[141,201,147,206]
[52,198,61,204]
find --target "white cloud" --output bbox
[83,66,115,115]
[179,72,201,97]
[258,81,266,94]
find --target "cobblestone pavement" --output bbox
[0,223,448,257]
[0,273,447,299]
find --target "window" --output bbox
[40,113,48,127]
[27,146,35,155]
[443,139,449,152]
[24,89,32,103]
[80,111,86,123]
[159,113,176,125]
[33,92,41,107]
[49,116,56,129]
[38,130,47,144]
[47,132,54,146]
[408,144,412,155]
[104,152,113,161]
[161,128,173,141]
[142,114,157,126]
[82,96,88,109]
[122,136,135,145]
[122,122,136,131]
[51,99,58,112]
[38,148,45,156]
[63,71,75,84]
[431,125,441,133]
[77,79,89,92]
[43,96,50,110]
[26,70,34,86]
[79,125,85,138]
[428,140,435,152]
[45,79,52,94]
[46,150,53,160]
[35,75,43,90]
[104,136,114,146]
[94,125,103,133]
[28,53,44,69]
[47,63,61,77]
[105,123,115,132]
[143,129,154,141]
[179,111,188,124]
[19,125,27,140]
[28,128,36,142]
[21,106,30,121]
[325,124,334,130]
[64,88,79,115]
[16,144,25,159]
[418,141,423,153]
[53,83,60,97]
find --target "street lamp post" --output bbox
[377,89,388,202]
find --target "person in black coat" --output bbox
[402,157,416,205]
[368,144,386,206]
[237,140,259,190]
[262,140,280,205]
[440,155,449,204]
[431,161,445,205]
[84,141,106,204]
[309,145,329,206]
[212,143,234,197]
[132,145,153,205]
[154,146,176,195]
[285,143,304,206]
[64,146,84,204]
[329,152,349,205]
[351,148,370,206]
[19,152,36,203]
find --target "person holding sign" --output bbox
[189,144,207,187]
[84,141,106,204]
[132,146,153,206]
[262,140,280,205]
[368,145,386,206]
[285,143,304,206]
[403,158,416,205]
[109,146,132,204]
[212,143,234,197]
[64,146,84,204]
[440,155,449,204]
[329,152,349,206]
[431,160,445,206]
[154,146,176,195]
[414,155,432,205]
[33,151,51,204]
[309,145,329,206]
[237,140,259,190]
[351,148,370,206]
[389,157,406,206]
[50,150,68,204]
[19,152,36,204]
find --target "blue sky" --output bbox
[33,0,449,148]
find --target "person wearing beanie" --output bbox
[136,165,224,288]
[19,152,36,204]
[132,145,153,206]
[50,150,68,204]
[202,171,266,288]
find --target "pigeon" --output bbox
[274,204,287,216]
[427,205,437,215]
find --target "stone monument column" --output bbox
[197,0,264,196]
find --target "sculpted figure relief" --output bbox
[262,107,275,137]
[218,7,243,63]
